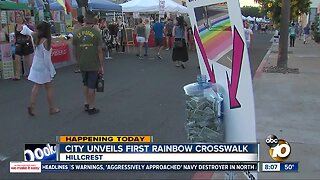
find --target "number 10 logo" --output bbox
[266,135,291,162]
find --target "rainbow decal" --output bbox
[197,13,233,61]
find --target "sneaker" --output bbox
[88,108,100,115]
[165,48,170,51]
[157,54,162,60]
[139,56,143,60]
[105,57,113,60]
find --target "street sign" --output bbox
[159,0,165,18]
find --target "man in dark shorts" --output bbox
[152,18,165,59]
[72,11,104,115]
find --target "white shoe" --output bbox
[105,57,112,60]
[165,48,170,50]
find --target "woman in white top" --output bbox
[21,21,60,116]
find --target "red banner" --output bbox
[51,42,70,64]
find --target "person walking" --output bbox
[152,18,165,59]
[172,16,188,69]
[303,24,311,44]
[144,18,151,56]
[298,23,303,40]
[289,23,297,47]
[101,19,112,60]
[13,12,34,80]
[244,21,253,55]
[72,11,104,115]
[165,18,174,50]
[135,18,146,59]
[21,21,60,116]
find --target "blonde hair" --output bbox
[15,12,26,24]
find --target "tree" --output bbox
[313,14,320,43]
[277,0,290,68]
[241,6,263,18]
[255,0,311,26]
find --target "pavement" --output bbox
[253,38,320,179]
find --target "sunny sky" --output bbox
[239,0,259,7]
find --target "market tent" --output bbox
[120,0,187,13]
[36,0,121,12]
[0,0,30,10]
[71,0,122,12]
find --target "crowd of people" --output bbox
[134,16,192,67]
[9,10,195,116]
[283,22,315,47]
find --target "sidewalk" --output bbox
[254,39,320,179]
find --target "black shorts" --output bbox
[155,38,163,46]
[166,33,172,37]
[15,42,34,56]
[82,71,99,89]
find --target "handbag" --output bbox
[174,40,184,48]
[96,74,104,92]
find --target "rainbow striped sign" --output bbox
[195,4,232,62]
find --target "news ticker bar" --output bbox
[261,162,299,172]
[10,162,259,173]
[57,136,153,143]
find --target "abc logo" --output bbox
[265,135,291,162]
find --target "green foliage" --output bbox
[313,14,320,43]
[254,0,311,25]
[241,6,263,18]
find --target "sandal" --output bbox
[27,107,35,116]
[13,77,21,81]
[49,108,60,115]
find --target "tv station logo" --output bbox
[265,135,291,162]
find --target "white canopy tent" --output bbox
[120,0,187,13]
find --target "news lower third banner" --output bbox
[16,136,260,173]
[58,144,259,162]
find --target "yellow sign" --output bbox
[59,136,153,143]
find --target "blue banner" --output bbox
[59,143,258,153]
[280,162,299,172]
